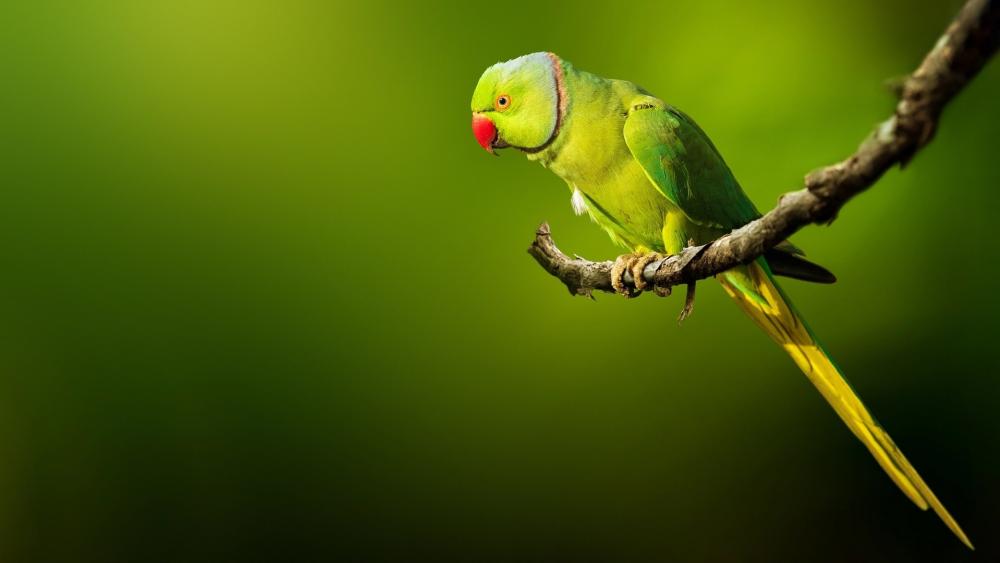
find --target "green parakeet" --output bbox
[469,52,971,548]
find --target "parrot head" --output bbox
[470,52,565,155]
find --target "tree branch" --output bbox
[529,0,1000,297]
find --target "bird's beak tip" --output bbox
[472,113,499,155]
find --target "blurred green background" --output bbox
[0,0,998,561]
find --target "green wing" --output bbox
[623,103,760,230]
[623,102,837,283]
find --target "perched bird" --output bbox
[469,52,971,548]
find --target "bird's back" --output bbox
[540,64,760,252]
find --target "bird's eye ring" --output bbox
[495,94,512,112]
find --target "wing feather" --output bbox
[623,104,760,230]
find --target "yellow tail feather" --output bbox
[718,261,973,549]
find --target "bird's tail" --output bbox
[717,259,972,549]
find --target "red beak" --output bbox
[472,113,497,154]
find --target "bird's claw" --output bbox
[611,252,666,298]
[677,282,697,324]
[610,254,638,297]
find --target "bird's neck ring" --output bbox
[519,52,566,154]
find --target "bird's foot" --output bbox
[677,282,697,324]
[611,251,666,298]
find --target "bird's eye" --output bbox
[495,94,511,112]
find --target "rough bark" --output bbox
[528,0,999,297]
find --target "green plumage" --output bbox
[523,56,757,253]
[470,52,971,548]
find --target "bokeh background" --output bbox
[1,0,998,561]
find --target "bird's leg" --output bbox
[676,238,698,321]
[611,251,665,298]
[610,253,641,297]
[677,282,696,323]
[631,252,665,292]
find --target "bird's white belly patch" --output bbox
[570,186,588,216]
